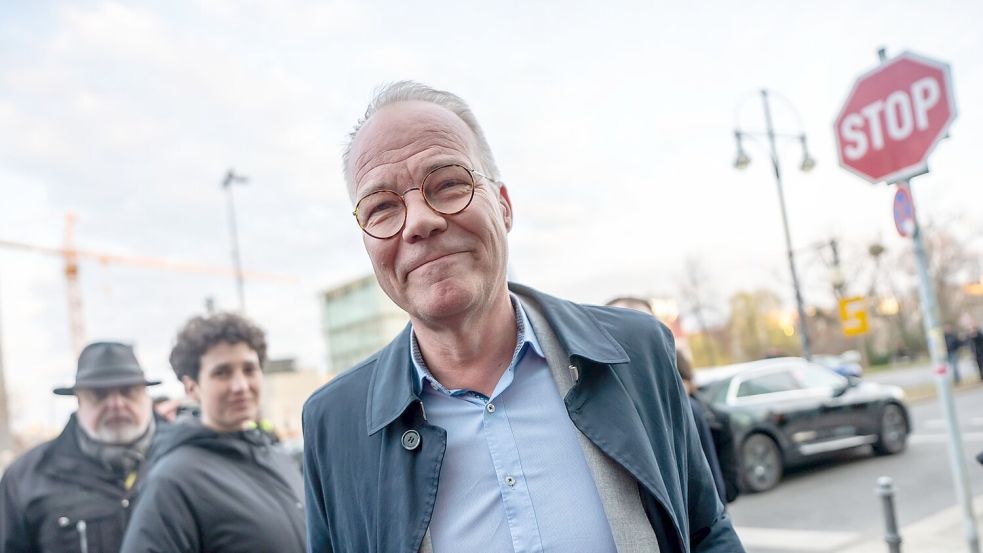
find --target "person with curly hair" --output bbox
[121,313,306,553]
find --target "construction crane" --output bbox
[0,212,295,354]
[0,212,296,453]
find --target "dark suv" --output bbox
[695,357,911,493]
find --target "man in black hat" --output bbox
[0,341,161,553]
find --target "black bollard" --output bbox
[877,476,902,553]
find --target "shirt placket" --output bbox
[478,374,544,553]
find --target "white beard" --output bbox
[90,420,146,444]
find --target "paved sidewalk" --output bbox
[839,494,983,553]
[737,495,983,552]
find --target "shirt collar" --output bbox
[410,293,544,397]
[365,283,630,436]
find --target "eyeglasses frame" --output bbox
[352,163,492,239]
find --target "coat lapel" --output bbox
[512,284,681,544]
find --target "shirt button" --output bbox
[121,499,130,508]
[486,403,496,414]
[401,429,421,450]
[504,475,516,488]
[295,501,303,510]
[58,516,70,527]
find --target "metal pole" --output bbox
[877,476,903,553]
[905,178,980,553]
[0,276,12,453]
[222,170,247,313]
[761,89,812,360]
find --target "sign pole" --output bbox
[905,176,980,552]
[875,45,977,552]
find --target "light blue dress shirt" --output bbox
[411,296,617,553]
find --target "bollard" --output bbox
[877,476,903,553]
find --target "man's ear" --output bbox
[181,375,199,403]
[497,183,513,232]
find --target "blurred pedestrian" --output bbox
[120,313,305,553]
[969,325,983,380]
[944,324,962,385]
[302,82,743,553]
[0,342,162,553]
[151,396,179,422]
[607,296,739,504]
[675,351,727,501]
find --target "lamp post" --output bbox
[222,169,248,313]
[733,89,816,360]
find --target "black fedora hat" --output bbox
[53,341,162,396]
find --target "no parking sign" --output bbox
[893,185,915,237]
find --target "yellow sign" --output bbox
[839,296,869,337]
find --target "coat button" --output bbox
[58,516,70,527]
[401,429,421,450]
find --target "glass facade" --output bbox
[321,275,409,374]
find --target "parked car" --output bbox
[694,357,910,493]
[813,350,864,378]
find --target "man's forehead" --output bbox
[351,101,477,184]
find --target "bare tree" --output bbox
[677,256,720,366]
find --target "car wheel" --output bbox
[873,403,908,455]
[741,433,783,493]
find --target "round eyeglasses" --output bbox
[353,164,489,239]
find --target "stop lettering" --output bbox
[833,52,956,184]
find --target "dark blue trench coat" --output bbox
[303,283,744,553]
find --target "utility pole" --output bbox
[828,238,846,299]
[762,90,812,360]
[221,170,249,313]
[735,90,816,360]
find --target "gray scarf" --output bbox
[76,416,156,477]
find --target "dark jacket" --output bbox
[0,414,150,553]
[303,284,743,553]
[945,331,962,353]
[704,405,740,504]
[689,395,726,503]
[120,419,306,553]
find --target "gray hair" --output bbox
[342,81,501,201]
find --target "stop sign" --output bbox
[834,51,956,183]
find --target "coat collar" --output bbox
[366,283,630,435]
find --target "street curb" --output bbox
[903,380,983,405]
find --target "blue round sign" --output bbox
[893,186,915,237]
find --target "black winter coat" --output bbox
[0,414,149,553]
[120,419,306,553]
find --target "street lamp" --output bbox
[733,89,815,360]
[222,169,248,313]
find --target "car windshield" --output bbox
[736,371,801,398]
[792,364,848,390]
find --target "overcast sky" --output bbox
[2,1,981,431]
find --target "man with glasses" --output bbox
[303,82,743,552]
[0,342,162,553]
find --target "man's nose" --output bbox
[105,390,126,409]
[401,190,447,242]
[229,371,249,392]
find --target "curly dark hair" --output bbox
[169,312,268,381]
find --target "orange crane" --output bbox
[0,212,296,354]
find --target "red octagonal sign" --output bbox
[834,51,956,184]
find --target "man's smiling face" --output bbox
[349,101,512,326]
